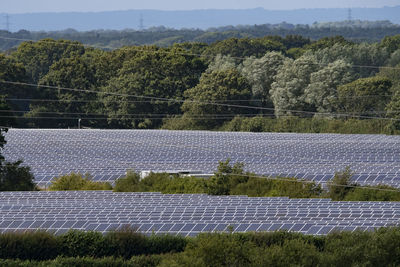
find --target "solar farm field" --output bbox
[0,191,399,235]
[3,129,400,187]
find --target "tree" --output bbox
[101,46,206,129]
[202,37,285,63]
[304,36,353,51]
[304,59,355,114]
[327,167,355,201]
[380,34,400,54]
[270,54,319,117]
[385,91,400,131]
[239,51,287,110]
[337,76,392,118]
[11,39,85,83]
[0,53,30,125]
[206,159,245,195]
[180,69,251,129]
[311,43,389,78]
[49,172,112,191]
[0,161,36,191]
[28,55,99,128]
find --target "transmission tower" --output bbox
[5,14,10,31]
[347,8,352,21]
[139,14,144,30]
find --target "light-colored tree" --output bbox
[239,51,287,107]
[270,54,318,117]
[304,59,355,114]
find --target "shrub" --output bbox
[327,167,355,201]
[0,231,59,261]
[104,226,148,259]
[114,170,141,192]
[49,172,112,191]
[58,230,105,258]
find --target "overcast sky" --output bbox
[1,0,400,13]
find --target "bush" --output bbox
[182,233,258,267]
[49,172,112,191]
[326,167,355,201]
[58,230,106,258]
[147,234,187,255]
[344,185,400,201]
[0,231,59,261]
[114,170,141,192]
[104,226,148,259]
[259,239,321,267]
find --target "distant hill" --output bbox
[1,6,400,31]
[1,20,400,52]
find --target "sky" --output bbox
[1,0,400,13]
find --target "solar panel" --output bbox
[1,191,400,236]
[3,129,400,188]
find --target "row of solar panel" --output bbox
[0,192,399,236]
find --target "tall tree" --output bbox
[101,46,206,128]
[239,51,287,110]
[270,54,319,117]
[304,60,355,114]
[180,69,251,129]
[12,39,85,83]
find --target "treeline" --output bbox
[1,20,400,51]
[1,227,400,266]
[1,34,400,133]
[49,161,400,202]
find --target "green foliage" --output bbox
[179,69,252,129]
[181,233,258,267]
[0,255,163,266]
[344,185,400,201]
[0,231,59,260]
[206,159,245,195]
[202,37,285,62]
[100,46,206,129]
[115,171,207,194]
[113,170,142,192]
[103,226,148,259]
[48,172,112,191]
[0,161,36,191]
[380,34,400,54]
[221,116,396,135]
[337,76,392,117]
[58,230,105,258]
[2,228,400,266]
[259,239,321,267]
[326,167,355,201]
[304,36,353,51]
[12,39,85,83]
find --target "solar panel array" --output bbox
[3,129,400,187]
[0,191,399,236]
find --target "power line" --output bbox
[1,80,400,121]
[0,35,400,71]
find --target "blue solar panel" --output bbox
[3,129,400,188]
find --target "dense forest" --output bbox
[1,32,400,133]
